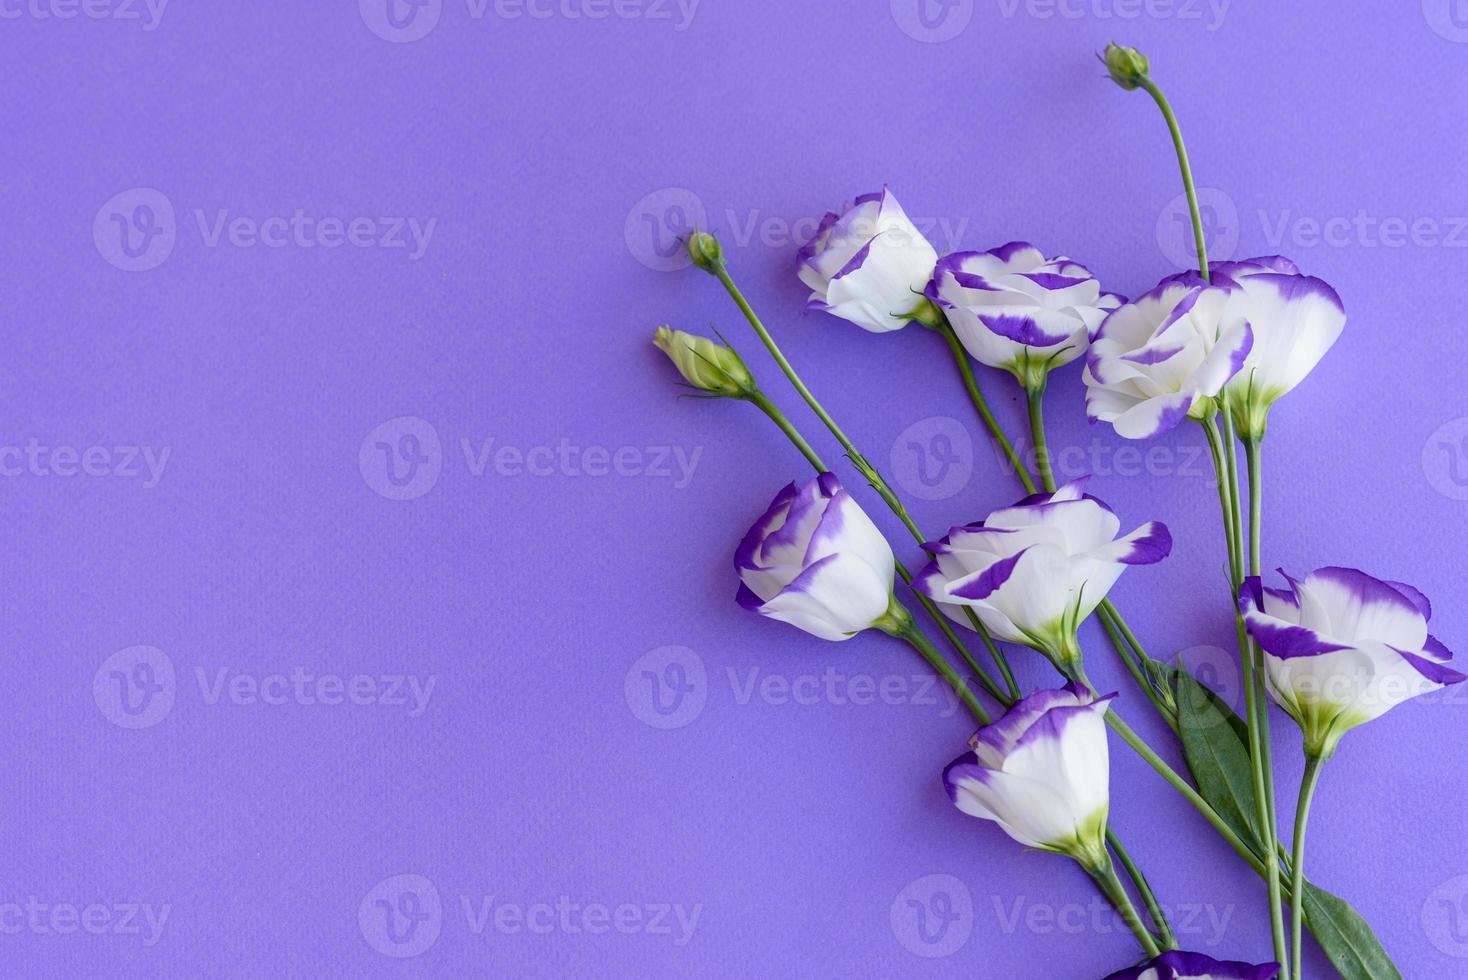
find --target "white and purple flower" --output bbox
[915,480,1170,668]
[1240,567,1465,757]
[797,187,939,334]
[735,473,897,642]
[1103,951,1280,980]
[943,682,1114,867]
[1083,272,1253,440]
[927,243,1123,390]
[1212,256,1346,438]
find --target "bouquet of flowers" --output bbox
[649,45,1457,979]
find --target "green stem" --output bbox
[1097,603,1177,733]
[749,389,826,471]
[937,321,1036,494]
[891,608,989,724]
[1200,414,1240,586]
[712,260,1019,697]
[1109,837,1178,950]
[1244,433,1287,967]
[1090,859,1162,958]
[1026,383,1055,492]
[1289,755,1326,980]
[1137,76,1208,281]
[1207,409,1288,970]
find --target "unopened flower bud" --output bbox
[1102,43,1149,90]
[653,326,754,397]
[686,231,724,273]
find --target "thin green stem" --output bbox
[1137,76,1208,281]
[1245,434,1287,966]
[1097,603,1177,733]
[1090,860,1162,958]
[1026,384,1055,492]
[937,321,1036,493]
[712,260,1019,697]
[893,610,989,724]
[1289,755,1326,980]
[749,390,826,471]
[896,559,1007,703]
[1109,837,1178,949]
[1200,415,1240,586]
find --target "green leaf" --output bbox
[1165,665,1401,978]
[1301,881,1402,980]
[1169,665,1262,851]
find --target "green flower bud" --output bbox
[653,326,755,398]
[1101,43,1149,91]
[686,231,724,273]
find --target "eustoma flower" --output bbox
[652,326,755,398]
[1212,257,1346,439]
[1239,567,1465,758]
[735,473,898,641]
[915,480,1170,672]
[797,187,938,333]
[1084,273,1253,439]
[943,683,1114,869]
[927,243,1123,391]
[1103,951,1279,980]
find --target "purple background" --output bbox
[6,1,1468,976]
